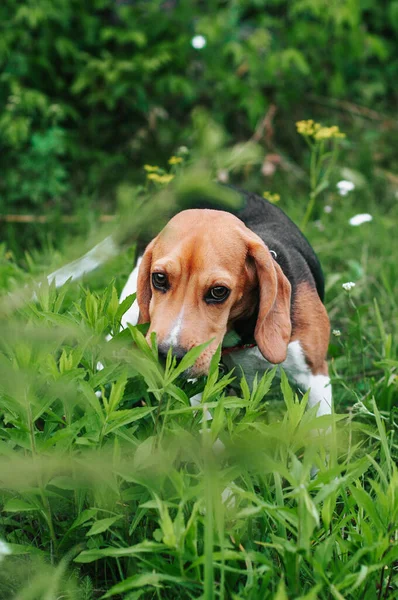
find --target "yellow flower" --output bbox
[168,156,183,165]
[296,119,316,136]
[313,127,331,140]
[157,174,174,184]
[144,165,160,172]
[314,125,346,141]
[331,125,345,138]
[263,191,280,203]
[297,120,345,140]
[147,173,174,184]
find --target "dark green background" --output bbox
[1,0,396,228]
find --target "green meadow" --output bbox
[0,1,397,598]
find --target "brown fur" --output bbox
[291,281,330,376]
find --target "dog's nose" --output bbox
[158,344,186,364]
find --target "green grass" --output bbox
[0,156,397,599]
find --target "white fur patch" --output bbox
[189,391,212,422]
[165,308,184,348]
[120,256,142,329]
[307,374,332,417]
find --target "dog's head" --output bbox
[137,209,291,375]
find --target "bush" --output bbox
[0,0,397,217]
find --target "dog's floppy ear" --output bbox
[136,238,157,324]
[246,234,292,364]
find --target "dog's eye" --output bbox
[152,272,169,291]
[206,286,230,303]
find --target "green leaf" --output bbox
[86,516,122,536]
[128,324,155,360]
[49,476,80,490]
[274,579,288,600]
[165,340,211,383]
[349,484,384,529]
[102,572,192,597]
[108,373,128,414]
[297,585,323,599]
[280,369,294,411]
[3,498,37,512]
[89,364,124,389]
[104,406,156,434]
[70,508,99,530]
[115,293,136,323]
[79,381,105,420]
[74,541,165,563]
[153,494,177,548]
[313,179,330,197]
[107,285,120,321]
[6,543,45,556]
[372,398,392,478]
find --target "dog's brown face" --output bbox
[137,209,292,376]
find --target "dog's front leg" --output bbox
[282,341,332,417]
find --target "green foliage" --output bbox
[0,244,397,597]
[0,0,396,222]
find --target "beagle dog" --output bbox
[120,191,332,417]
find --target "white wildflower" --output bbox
[349,213,373,226]
[314,220,325,231]
[324,205,333,213]
[0,540,11,562]
[332,329,341,337]
[342,282,356,291]
[217,169,229,183]
[337,180,355,196]
[191,35,207,49]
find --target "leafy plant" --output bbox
[296,120,346,231]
